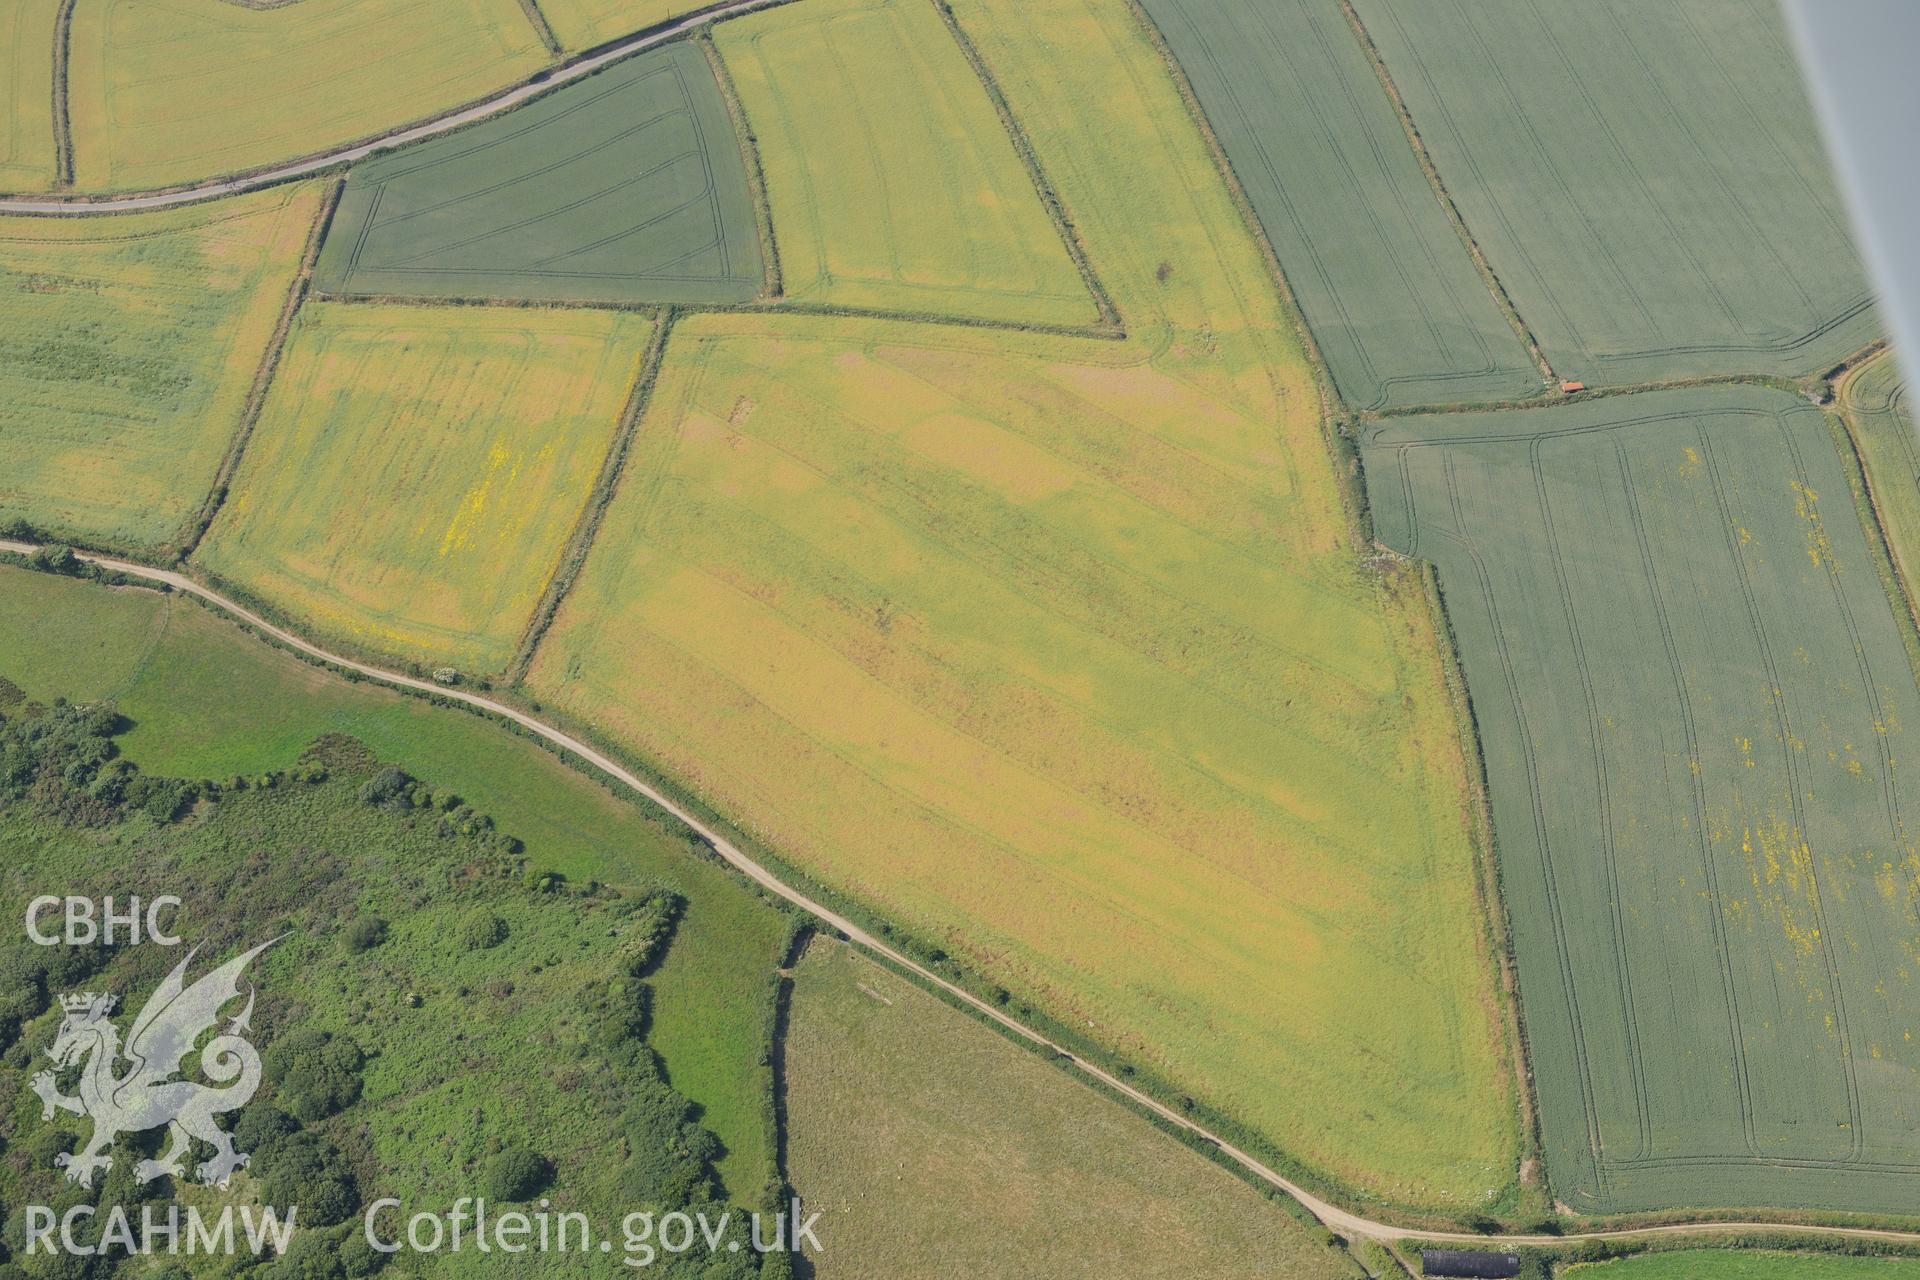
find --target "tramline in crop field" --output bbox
[66,0,550,192]
[1135,0,1538,410]
[314,42,763,307]
[1351,0,1877,387]
[1365,386,1920,1213]
[716,0,1100,329]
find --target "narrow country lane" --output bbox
[7,539,1920,1256]
[0,0,793,214]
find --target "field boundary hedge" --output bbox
[933,0,1121,332]
[516,0,564,55]
[50,0,76,188]
[1825,392,1920,695]
[485,680,1496,1228]
[505,311,676,684]
[699,28,783,301]
[1116,0,1368,550]
[1419,557,1549,1218]
[19,547,1920,1244]
[1333,0,1553,390]
[168,177,343,562]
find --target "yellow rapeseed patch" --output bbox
[197,303,653,674]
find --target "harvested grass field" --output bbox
[531,0,1514,1213]
[535,0,709,52]
[715,0,1099,328]
[1566,1254,1920,1279]
[0,182,320,550]
[0,0,57,192]
[1353,0,1877,386]
[0,562,792,1197]
[1842,352,1919,599]
[197,303,654,675]
[784,939,1360,1279]
[314,42,763,306]
[1137,0,1537,411]
[66,0,550,192]
[1364,386,1920,1214]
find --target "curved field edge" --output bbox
[1347,0,1878,389]
[310,40,764,308]
[64,0,553,193]
[0,561,795,1203]
[522,0,1519,1216]
[1838,352,1919,629]
[1363,385,1920,1215]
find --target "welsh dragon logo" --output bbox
[30,939,279,1189]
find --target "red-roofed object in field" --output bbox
[1560,380,1586,393]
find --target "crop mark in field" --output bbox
[1135,0,1536,411]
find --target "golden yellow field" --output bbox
[0,0,57,191]
[197,303,653,674]
[534,0,706,51]
[716,0,1099,328]
[0,182,320,549]
[530,0,1512,1210]
[66,0,550,191]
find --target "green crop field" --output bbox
[536,0,711,52]
[314,42,763,306]
[1353,0,1878,387]
[0,0,57,192]
[1566,1253,1920,1279]
[197,303,655,675]
[0,562,792,1199]
[66,0,550,192]
[1364,386,1920,1214]
[1137,0,1538,411]
[784,940,1359,1278]
[1842,351,1919,602]
[0,182,321,551]
[528,0,1516,1214]
[715,0,1099,328]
